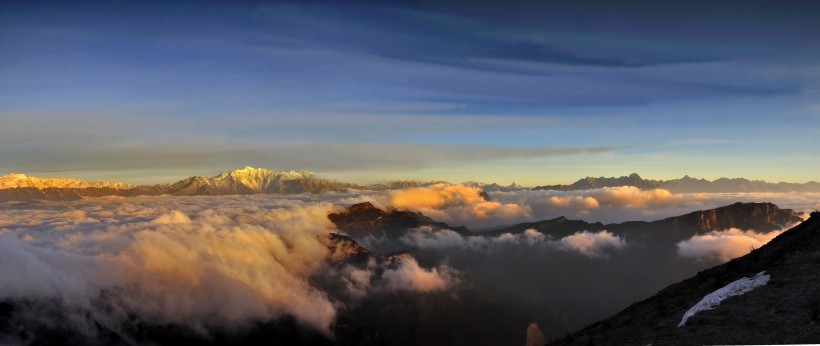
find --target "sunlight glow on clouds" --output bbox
[384,183,531,226]
[0,187,814,336]
[491,189,820,224]
[0,196,457,335]
[676,227,795,262]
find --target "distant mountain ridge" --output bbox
[0,167,527,202]
[3,169,819,202]
[0,173,133,190]
[534,173,820,193]
[329,201,803,246]
[0,167,354,201]
[488,202,803,249]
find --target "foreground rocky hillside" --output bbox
[551,211,820,345]
[329,201,805,340]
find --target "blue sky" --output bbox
[1,1,819,185]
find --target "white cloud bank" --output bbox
[676,226,795,262]
[384,183,532,227]
[557,230,627,258]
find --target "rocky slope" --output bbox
[550,211,820,345]
[533,173,820,193]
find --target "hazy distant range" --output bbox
[1,168,819,202]
[533,173,820,193]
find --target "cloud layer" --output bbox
[0,187,814,340]
[490,187,820,224]
[0,195,456,336]
[352,184,819,228]
[366,183,531,227]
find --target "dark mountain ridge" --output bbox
[484,202,801,243]
[551,211,820,345]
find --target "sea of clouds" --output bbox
[0,195,455,338]
[1,185,816,337]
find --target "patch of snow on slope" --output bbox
[678,271,770,327]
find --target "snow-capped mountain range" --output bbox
[0,173,133,190]
[0,167,356,201]
[0,167,532,202]
[166,166,350,195]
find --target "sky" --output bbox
[1,0,819,185]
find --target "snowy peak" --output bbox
[167,166,345,195]
[0,173,133,190]
[226,166,275,180]
[218,166,279,191]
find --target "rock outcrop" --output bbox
[327,202,469,240]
